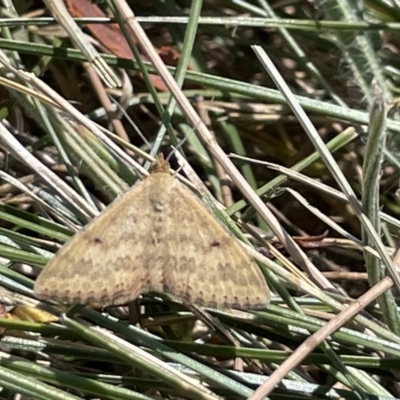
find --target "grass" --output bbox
[0,0,399,399]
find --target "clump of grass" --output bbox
[0,1,399,399]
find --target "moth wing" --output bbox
[162,180,270,310]
[34,177,164,305]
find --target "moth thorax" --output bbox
[150,198,164,212]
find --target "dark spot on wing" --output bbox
[210,241,220,247]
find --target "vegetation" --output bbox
[0,0,399,399]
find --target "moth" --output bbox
[34,154,270,309]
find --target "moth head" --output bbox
[151,153,170,174]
